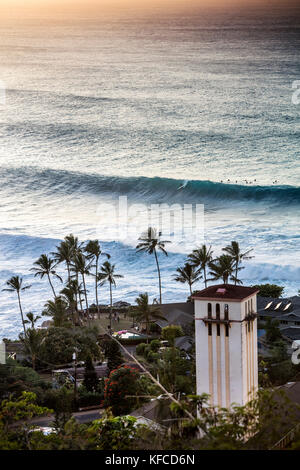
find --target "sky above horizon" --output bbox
[0,0,299,19]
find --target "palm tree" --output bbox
[30,254,62,298]
[51,239,74,283]
[63,234,84,308]
[60,283,78,326]
[85,240,110,317]
[97,261,123,332]
[222,241,254,285]
[24,312,41,329]
[71,252,92,319]
[133,293,166,343]
[20,328,43,370]
[2,276,31,336]
[188,244,213,288]
[64,233,83,254]
[208,254,237,285]
[173,263,202,297]
[42,297,70,328]
[136,227,171,304]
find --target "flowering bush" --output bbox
[103,365,140,415]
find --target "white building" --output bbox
[194,284,259,408]
[0,342,5,364]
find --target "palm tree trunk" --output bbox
[154,249,162,304]
[17,291,26,337]
[204,265,207,288]
[67,263,71,284]
[95,257,99,317]
[189,282,192,297]
[82,273,89,325]
[235,262,238,286]
[76,272,83,311]
[109,282,113,333]
[47,273,56,298]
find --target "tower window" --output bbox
[224,304,229,321]
[216,303,220,320]
[217,324,220,336]
[208,303,212,319]
[208,324,212,336]
[225,325,229,337]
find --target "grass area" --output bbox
[90,313,135,335]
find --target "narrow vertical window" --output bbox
[224,304,229,321]
[225,325,229,337]
[208,324,212,336]
[216,304,220,336]
[208,303,212,318]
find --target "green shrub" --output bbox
[136,343,147,355]
[78,386,104,408]
[150,339,161,352]
[147,351,159,363]
[144,345,152,359]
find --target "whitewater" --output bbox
[0,10,299,338]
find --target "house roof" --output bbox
[257,296,300,317]
[192,284,259,302]
[280,327,300,341]
[155,302,194,328]
[174,335,193,352]
[277,382,300,422]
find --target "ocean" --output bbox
[0,10,299,339]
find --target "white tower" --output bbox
[194,284,259,408]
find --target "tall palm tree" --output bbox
[30,254,62,298]
[70,252,92,318]
[208,254,237,285]
[136,227,171,304]
[188,244,213,288]
[42,297,70,328]
[66,278,85,312]
[24,312,41,329]
[222,241,254,285]
[2,276,31,336]
[85,240,110,317]
[133,293,166,343]
[64,234,83,253]
[60,283,78,326]
[97,261,123,332]
[51,239,74,283]
[65,234,84,306]
[173,263,202,297]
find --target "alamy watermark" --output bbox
[291,341,300,365]
[292,81,300,105]
[95,196,204,246]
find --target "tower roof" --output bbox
[192,284,259,302]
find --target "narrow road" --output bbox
[30,408,104,427]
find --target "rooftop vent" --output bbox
[264,301,273,310]
[216,288,227,294]
[283,302,292,312]
[274,302,283,311]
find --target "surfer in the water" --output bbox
[177,180,189,190]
